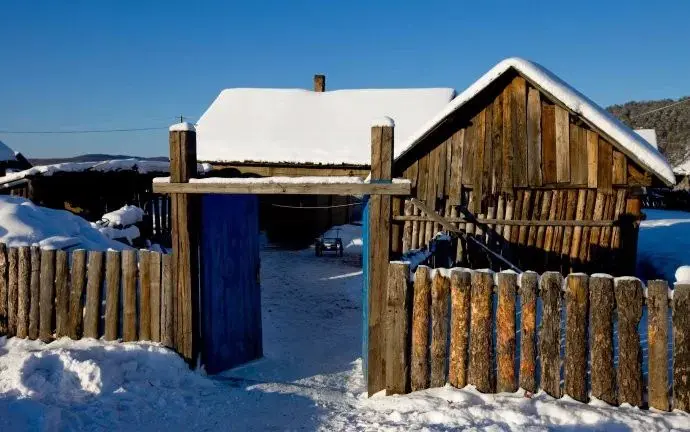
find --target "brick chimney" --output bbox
[313,74,326,92]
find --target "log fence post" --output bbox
[385,261,410,394]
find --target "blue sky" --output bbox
[1,0,688,158]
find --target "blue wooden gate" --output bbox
[199,194,262,374]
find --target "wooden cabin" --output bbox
[391,58,675,275]
[195,75,455,244]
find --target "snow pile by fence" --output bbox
[0,195,128,251]
[99,205,145,228]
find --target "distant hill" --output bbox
[29,154,169,165]
[607,97,690,165]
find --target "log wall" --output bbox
[384,263,690,413]
[393,71,648,274]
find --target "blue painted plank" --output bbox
[200,194,262,374]
[362,196,370,382]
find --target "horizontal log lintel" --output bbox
[153,180,411,196]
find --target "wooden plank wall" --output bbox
[0,245,175,346]
[385,263,690,413]
[396,74,647,274]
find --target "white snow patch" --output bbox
[675,265,690,284]
[634,129,658,149]
[0,195,130,250]
[99,205,145,228]
[195,87,455,164]
[397,57,675,186]
[169,122,196,132]
[371,116,395,127]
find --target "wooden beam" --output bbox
[555,106,570,183]
[153,180,411,196]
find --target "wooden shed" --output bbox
[391,58,675,275]
[194,75,455,244]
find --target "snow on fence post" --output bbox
[469,270,494,393]
[614,277,644,407]
[647,280,670,411]
[496,271,517,393]
[430,270,450,388]
[169,121,200,364]
[410,265,431,392]
[540,271,562,398]
[564,273,589,403]
[0,243,7,335]
[39,248,56,342]
[519,271,538,393]
[448,268,471,389]
[589,274,616,405]
[367,117,394,395]
[673,283,690,412]
[68,249,86,339]
[385,261,410,395]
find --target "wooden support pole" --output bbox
[469,270,494,393]
[385,262,410,394]
[54,250,69,338]
[449,269,471,388]
[519,271,538,393]
[169,122,200,363]
[7,248,18,337]
[122,249,138,342]
[411,266,431,392]
[139,250,152,341]
[647,280,670,411]
[673,284,690,412]
[614,277,643,407]
[430,271,450,388]
[589,275,616,405]
[84,251,103,339]
[540,271,562,398]
[496,271,517,392]
[367,119,394,395]
[104,250,121,341]
[17,246,30,339]
[161,253,174,348]
[564,273,589,402]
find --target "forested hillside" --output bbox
[607,97,690,165]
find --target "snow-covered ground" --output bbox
[1,225,688,430]
[638,209,690,281]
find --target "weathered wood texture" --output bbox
[0,244,7,335]
[448,269,471,388]
[367,124,394,395]
[519,271,538,393]
[385,262,411,394]
[615,277,643,407]
[104,250,121,341]
[68,250,86,339]
[430,271,450,388]
[540,272,562,398]
[17,246,30,338]
[54,250,69,338]
[647,280,669,411]
[674,284,690,412]
[411,266,431,392]
[469,271,493,393]
[589,275,616,405]
[564,273,589,402]
[496,271,517,392]
[39,249,56,342]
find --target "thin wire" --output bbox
[630,98,690,119]
[0,126,168,134]
[270,202,361,209]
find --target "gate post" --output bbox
[367,117,394,395]
[169,122,200,365]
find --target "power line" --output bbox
[631,98,690,119]
[0,126,168,134]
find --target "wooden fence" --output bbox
[385,262,690,412]
[0,243,177,346]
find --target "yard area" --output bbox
[1,220,689,430]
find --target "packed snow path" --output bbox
[1,237,689,430]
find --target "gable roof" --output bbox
[196,87,456,165]
[396,57,675,186]
[0,140,16,162]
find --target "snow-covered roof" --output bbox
[0,158,212,186]
[397,57,675,186]
[673,157,690,176]
[0,140,16,162]
[195,87,456,165]
[634,129,658,149]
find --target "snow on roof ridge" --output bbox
[397,57,675,186]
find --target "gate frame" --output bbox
[157,120,405,395]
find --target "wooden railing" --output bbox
[0,244,177,346]
[384,262,690,412]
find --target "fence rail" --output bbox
[0,243,176,346]
[385,261,690,412]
